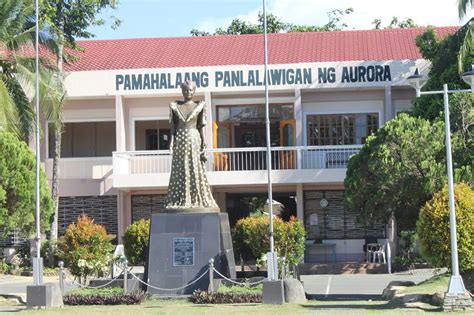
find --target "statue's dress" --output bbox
[165,101,219,211]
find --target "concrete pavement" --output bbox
[302,268,446,299]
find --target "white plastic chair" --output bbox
[374,243,386,263]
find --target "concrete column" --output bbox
[383,85,393,124]
[214,192,226,212]
[204,92,213,149]
[296,183,304,222]
[117,190,132,243]
[294,88,303,146]
[115,95,126,151]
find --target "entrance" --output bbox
[226,192,297,227]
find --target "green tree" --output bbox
[191,9,353,36]
[42,0,120,248]
[414,25,472,121]
[0,131,54,237]
[372,17,417,29]
[457,0,473,71]
[344,114,447,230]
[0,0,62,141]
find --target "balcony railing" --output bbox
[113,145,362,175]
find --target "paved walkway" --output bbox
[302,268,446,299]
[0,268,445,304]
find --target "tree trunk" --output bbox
[49,32,65,266]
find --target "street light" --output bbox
[406,66,474,295]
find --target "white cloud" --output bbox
[194,0,471,33]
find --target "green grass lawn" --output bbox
[8,273,473,315]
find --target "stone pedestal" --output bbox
[263,280,285,305]
[26,283,63,309]
[146,212,236,295]
[443,292,473,311]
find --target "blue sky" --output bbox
[87,0,471,40]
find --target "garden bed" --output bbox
[190,283,263,304]
[63,288,145,305]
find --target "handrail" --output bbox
[113,144,363,155]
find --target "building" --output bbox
[44,26,457,262]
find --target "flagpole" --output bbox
[263,0,276,280]
[33,0,43,286]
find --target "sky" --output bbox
[87,0,473,40]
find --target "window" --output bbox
[217,104,293,122]
[307,113,379,145]
[48,121,116,158]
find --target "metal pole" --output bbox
[58,261,64,294]
[443,84,466,294]
[123,260,128,294]
[33,0,43,286]
[263,0,276,281]
[208,258,214,293]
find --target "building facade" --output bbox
[43,27,457,262]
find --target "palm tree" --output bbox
[457,1,473,72]
[0,0,63,141]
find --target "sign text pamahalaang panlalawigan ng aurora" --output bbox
[115,65,392,91]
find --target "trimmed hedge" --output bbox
[190,289,262,304]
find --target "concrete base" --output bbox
[263,280,285,305]
[443,292,473,311]
[146,212,236,295]
[26,284,63,309]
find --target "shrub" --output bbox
[64,288,145,305]
[417,183,474,273]
[232,215,305,267]
[58,215,114,283]
[190,289,262,304]
[123,219,150,265]
[217,283,263,294]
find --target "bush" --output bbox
[232,216,305,267]
[417,183,474,273]
[190,289,262,304]
[123,219,150,265]
[58,215,114,283]
[217,283,262,294]
[64,288,145,305]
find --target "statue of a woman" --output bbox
[165,80,219,212]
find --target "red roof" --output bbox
[65,27,459,72]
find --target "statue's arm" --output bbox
[198,102,208,151]
[169,103,175,155]
[198,102,208,162]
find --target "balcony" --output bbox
[112,145,362,189]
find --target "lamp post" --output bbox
[33,0,43,286]
[406,65,474,294]
[262,0,277,281]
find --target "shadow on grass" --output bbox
[302,299,443,313]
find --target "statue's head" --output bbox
[181,80,196,99]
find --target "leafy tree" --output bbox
[191,9,353,36]
[372,17,417,29]
[457,0,473,70]
[414,25,473,121]
[41,0,120,248]
[0,131,54,237]
[0,0,62,141]
[344,114,447,230]
[417,183,474,273]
